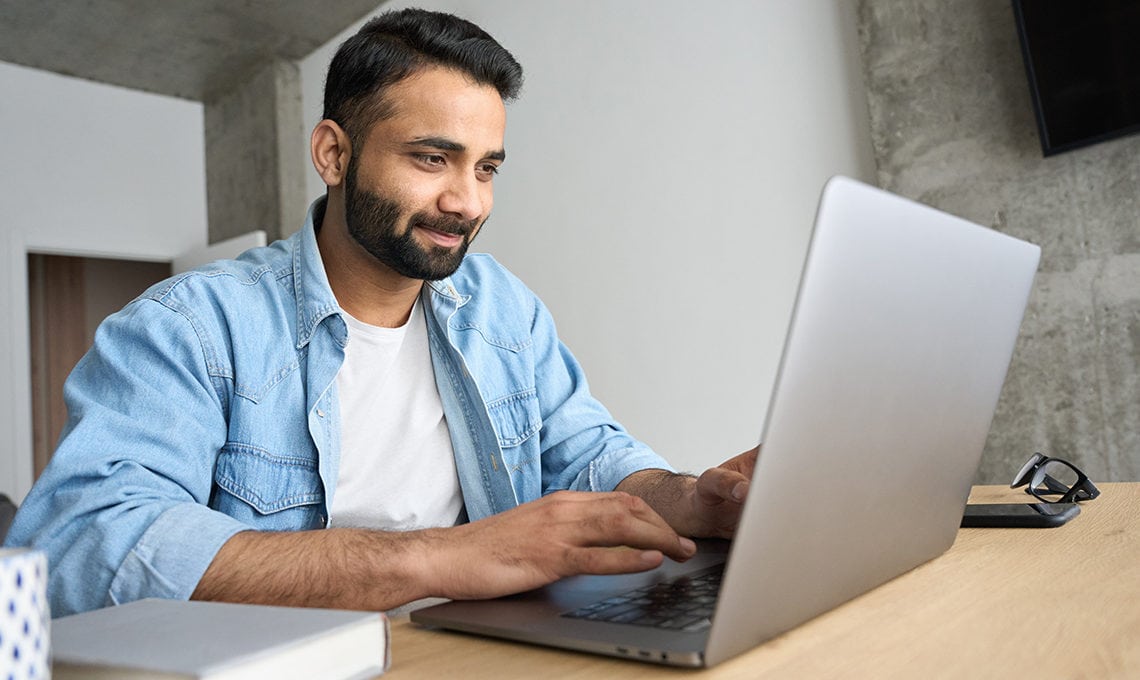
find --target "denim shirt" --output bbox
[6,199,672,617]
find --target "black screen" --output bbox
[1013,0,1140,155]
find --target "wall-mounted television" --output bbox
[1012,0,1140,156]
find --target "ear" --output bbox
[311,120,352,188]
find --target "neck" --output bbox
[316,195,424,328]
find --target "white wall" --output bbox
[0,61,208,500]
[0,2,875,500]
[1,1,878,498]
[300,1,876,474]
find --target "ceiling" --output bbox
[0,0,385,101]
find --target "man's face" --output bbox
[342,66,507,281]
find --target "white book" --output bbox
[51,599,389,679]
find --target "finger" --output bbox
[610,492,676,531]
[566,491,679,536]
[542,490,675,527]
[564,546,665,576]
[720,446,759,478]
[736,446,759,477]
[697,467,749,505]
[579,495,696,561]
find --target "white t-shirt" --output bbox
[329,299,463,531]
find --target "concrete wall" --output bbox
[299,0,878,475]
[205,59,307,243]
[0,61,208,500]
[858,1,1140,483]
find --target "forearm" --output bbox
[615,469,699,536]
[191,527,444,611]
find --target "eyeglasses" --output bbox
[1011,452,1100,503]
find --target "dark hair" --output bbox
[323,8,523,144]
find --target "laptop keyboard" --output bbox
[561,564,723,632]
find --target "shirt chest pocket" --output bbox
[211,443,326,530]
[487,389,542,471]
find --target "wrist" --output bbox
[329,527,443,608]
[616,469,699,535]
[385,526,444,601]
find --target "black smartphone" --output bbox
[960,502,1079,528]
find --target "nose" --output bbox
[438,171,486,223]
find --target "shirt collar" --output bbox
[426,276,470,306]
[293,197,344,348]
[291,197,472,347]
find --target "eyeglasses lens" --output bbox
[1031,460,1080,498]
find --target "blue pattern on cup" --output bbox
[0,550,49,680]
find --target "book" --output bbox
[51,598,389,679]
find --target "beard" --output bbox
[343,161,483,281]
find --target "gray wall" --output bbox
[858,1,1140,483]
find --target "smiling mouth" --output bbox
[415,223,466,247]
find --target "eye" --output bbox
[414,153,446,167]
[476,162,500,179]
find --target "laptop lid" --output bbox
[412,176,1041,667]
[703,175,1039,663]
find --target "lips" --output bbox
[416,223,466,248]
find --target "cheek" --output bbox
[385,176,424,206]
[480,184,495,216]
[383,182,433,221]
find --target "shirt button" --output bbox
[316,408,325,418]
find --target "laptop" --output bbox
[411,176,1041,667]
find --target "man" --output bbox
[7,8,756,617]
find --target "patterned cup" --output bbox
[0,549,49,679]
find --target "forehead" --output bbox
[363,66,507,152]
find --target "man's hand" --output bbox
[426,491,696,601]
[690,445,758,537]
[194,489,697,611]
[616,445,760,539]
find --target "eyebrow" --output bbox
[407,136,506,162]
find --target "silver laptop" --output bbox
[411,176,1041,667]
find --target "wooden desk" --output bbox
[386,484,1140,678]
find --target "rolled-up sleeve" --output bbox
[528,296,675,495]
[107,502,247,607]
[5,295,247,616]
